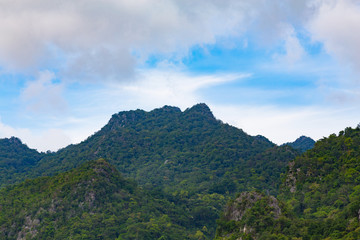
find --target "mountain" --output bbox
[0,159,199,239]
[0,103,300,237]
[0,137,42,188]
[25,103,295,196]
[216,126,360,239]
[283,135,315,152]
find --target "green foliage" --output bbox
[0,137,43,188]
[283,136,315,153]
[218,126,360,239]
[0,159,204,239]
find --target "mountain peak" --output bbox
[153,105,181,113]
[105,109,146,130]
[184,103,215,119]
[1,136,23,146]
[86,158,115,173]
[284,135,315,152]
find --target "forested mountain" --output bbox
[283,136,315,152]
[0,159,201,239]
[0,103,300,238]
[216,126,360,239]
[2,104,360,239]
[4,103,298,199]
[0,137,42,188]
[30,103,286,196]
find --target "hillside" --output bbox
[0,137,42,188]
[0,159,202,239]
[280,126,360,238]
[216,126,360,239]
[215,191,291,239]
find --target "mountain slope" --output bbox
[216,126,360,239]
[282,127,360,221]
[0,159,198,239]
[0,137,42,188]
[215,191,291,240]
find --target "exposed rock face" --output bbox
[225,191,282,222]
[16,216,40,240]
[216,191,283,240]
[285,161,297,193]
[225,192,263,221]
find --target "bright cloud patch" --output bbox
[0,118,71,152]
[0,0,317,81]
[211,104,360,144]
[309,0,360,75]
[21,71,66,114]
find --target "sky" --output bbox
[1,0,360,152]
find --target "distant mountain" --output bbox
[283,135,315,152]
[217,126,360,239]
[0,159,195,239]
[0,137,42,188]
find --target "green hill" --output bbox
[0,137,42,188]
[216,126,360,239]
[0,159,202,239]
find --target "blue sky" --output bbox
[1,0,360,151]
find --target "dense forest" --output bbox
[7,103,358,239]
[0,159,199,239]
[216,126,360,239]
[0,137,43,187]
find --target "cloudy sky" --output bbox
[1,0,360,151]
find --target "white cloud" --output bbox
[273,25,306,65]
[20,70,67,114]
[0,0,319,81]
[102,69,250,111]
[0,118,31,140]
[211,103,360,144]
[0,118,71,152]
[2,0,358,83]
[309,0,360,75]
